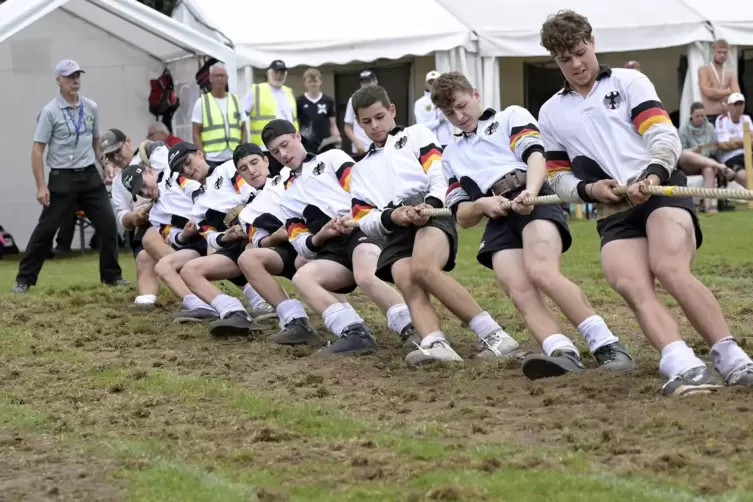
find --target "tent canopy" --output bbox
[682,0,753,46]
[173,0,475,68]
[0,0,243,65]
[437,0,715,56]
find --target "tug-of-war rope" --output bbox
[338,185,753,228]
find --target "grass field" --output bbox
[2,211,753,502]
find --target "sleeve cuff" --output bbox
[646,163,670,184]
[576,181,596,203]
[521,145,545,164]
[424,196,444,209]
[381,208,398,232]
[305,235,323,253]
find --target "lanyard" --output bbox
[66,103,85,147]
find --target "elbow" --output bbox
[455,212,475,229]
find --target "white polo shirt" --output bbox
[443,106,543,210]
[343,96,372,153]
[414,91,453,145]
[716,113,753,164]
[538,66,681,203]
[149,173,201,246]
[238,167,293,247]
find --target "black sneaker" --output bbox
[317,323,377,356]
[267,317,325,346]
[104,278,132,286]
[400,323,420,349]
[661,366,724,397]
[593,342,635,372]
[11,281,30,293]
[209,311,264,337]
[522,349,586,380]
[172,308,219,324]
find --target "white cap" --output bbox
[728,92,746,104]
[425,70,441,82]
[55,59,84,77]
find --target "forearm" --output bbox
[455,201,485,229]
[93,140,104,169]
[525,151,546,195]
[550,171,586,204]
[643,126,681,183]
[260,228,287,248]
[31,150,46,188]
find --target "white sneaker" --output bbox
[405,339,463,366]
[477,330,523,360]
[249,302,277,323]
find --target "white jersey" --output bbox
[716,113,753,163]
[111,143,169,229]
[148,173,202,246]
[238,167,293,247]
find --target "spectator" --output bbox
[147,121,183,147]
[343,70,378,156]
[716,92,751,188]
[297,68,340,153]
[413,70,453,147]
[242,60,298,148]
[679,102,717,157]
[699,39,740,124]
[624,60,641,71]
[191,62,247,167]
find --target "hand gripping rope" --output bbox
[340,185,753,228]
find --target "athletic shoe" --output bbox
[317,323,377,356]
[661,366,724,397]
[208,311,264,337]
[11,282,30,293]
[248,302,277,324]
[400,323,420,349]
[522,349,586,380]
[405,339,463,366]
[477,330,524,360]
[593,342,636,371]
[172,308,218,324]
[267,317,324,346]
[725,363,753,387]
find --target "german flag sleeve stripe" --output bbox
[177,175,188,188]
[418,144,443,173]
[545,151,571,177]
[285,219,309,240]
[509,123,541,151]
[232,174,247,194]
[336,162,354,192]
[631,100,672,135]
[159,224,172,240]
[351,198,374,221]
[446,177,461,196]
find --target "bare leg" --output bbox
[392,257,438,338]
[180,254,242,305]
[352,243,405,313]
[155,249,201,299]
[237,248,290,307]
[291,260,355,315]
[134,250,160,298]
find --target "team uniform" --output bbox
[111,142,168,257]
[279,149,378,293]
[716,113,753,171]
[148,172,205,254]
[538,66,701,248]
[350,125,453,284]
[443,107,571,269]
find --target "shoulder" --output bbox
[405,123,432,137]
[322,148,355,165]
[538,94,562,120]
[39,99,59,116]
[219,160,236,176]
[80,96,98,110]
[611,68,652,90]
[442,141,459,161]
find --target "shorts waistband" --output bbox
[51,164,96,173]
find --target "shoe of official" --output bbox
[172,308,219,324]
[53,246,72,256]
[661,366,724,397]
[267,317,325,346]
[593,342,636,372]
[104,278,132,287]
[208,311,264,337]
[317,323,377,356]
[400,323,421,349]
[522,349,586,380]
[724,363,753,387]
[11,281,30,293]
[248,302,277,324]
[477,330,525,360]
[405,339,463,366]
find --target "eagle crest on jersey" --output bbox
[214,176,223,190]
[485,121,499,135]
[603,91,623,110]
[191,186,205,202]
[312,162,325,175]
[271,174,281,185]
[394,136,408,149]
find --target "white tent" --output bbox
[172,0,475,69]
[0,0,244,250]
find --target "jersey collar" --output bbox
[559,65,612,95]
[454,108,496,137]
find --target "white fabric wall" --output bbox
[680,42,739,126]
[0,8,163,250]
[434,48,500,110]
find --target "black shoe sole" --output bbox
[209,324,263,337]
[522,358,580,380]
[315,346,377,357]
[266,334,326,347]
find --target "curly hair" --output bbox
[430,71,473,112]
[540,10,593,56]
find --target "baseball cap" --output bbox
[233,143,265,166]
[268,60,287,71]
[359,69,377,82]
[168,142,199,172]
[121,164,147,201]
[55,59,84,77]
[100,129,127,155]
[425,70,441,82]
[728,92,746,104]
[261,119,297,147]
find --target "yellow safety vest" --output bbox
[248,83,299,146]
[200,92,243,152]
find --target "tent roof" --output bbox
[0,0,243,64]
[173,0,475,68]
[681,0,753,46]
[437,0,715,56]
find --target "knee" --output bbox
[505,280,542,312]
[608,273,653,310]
[650,259,688,289]
[135,250,155,272]
[353,268,377,291]
[410,261,440,287]
[179,260,202,283]
[154,257,175,279]
[525,260,559,291]
[291,268,311,291]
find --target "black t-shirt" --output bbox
[296,93,335,152]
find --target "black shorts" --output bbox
[214,241,248,287]
[315,229,380,294]
[215,241,299,286]
[724,153,746,172]
[596,171,703,249]
[375,215,458,284]
[128,225,150,258]
[477,184,572,270]
[172,238,208,256]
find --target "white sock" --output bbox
[182,294,214,312]
[322,303,363,337]
[420,331,447,348]
[276,299,307,327]
[577,315,619,353]
[342,302,355,312]
[658,340,707,379]
[468,311,508,341]
[243,284,267,310]
[134,294,156,305]
[209,294,246,319]
[542,334,579,357]
[386,303,412,335]
[710,336,753,381]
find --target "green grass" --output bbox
[2,211,753,501]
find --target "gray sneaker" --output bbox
[11,281,30,293]
[172,308,219,324]
[317,323,377,356]
[724,363,753,387]
[249,302,277,324]
[267,317,325,346]
[593,342,636,372]
[400,324,420,349]
[522,349,586,380]
[477,330,524,360]
[208,311,264,337]
[662,366,724,397]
